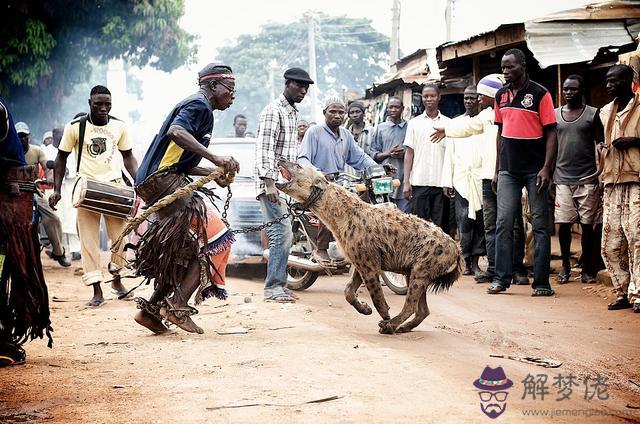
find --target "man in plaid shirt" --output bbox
[255,67,314,303]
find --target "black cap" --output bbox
[284,68,314,84]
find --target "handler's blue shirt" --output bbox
[297,122,376,174]
[136,92,213,184]
[0,97,26,168]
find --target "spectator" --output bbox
[231,113,248,137]
[488,48,558,296]
[296,119,309,144]
[298,97,376,263]
[15,122,70,267]
[255,68,313,303]
[554,75,604,284]
[345,101,373,176]
[369,96,409,212]
[431,74,528,285]
[403,83,450,229]
[598,64,640,312]
[439,85,486,276]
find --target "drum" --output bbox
[72,176,136,218]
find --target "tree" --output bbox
[215,14,389,134]
[0,0,196,137]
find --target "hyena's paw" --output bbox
[378,319,396,334]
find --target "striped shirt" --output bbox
[254,94,298,195]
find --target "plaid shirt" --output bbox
[254,93,299,195]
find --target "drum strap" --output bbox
[76,115,88,173]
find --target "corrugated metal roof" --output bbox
[524,21,634,68]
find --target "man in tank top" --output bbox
[553,75,604,285]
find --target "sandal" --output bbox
[283,288,300,300]
[556,269,571,284]
[84,298,105,308]
[264,293,296,303]
[532,288,555,297]
[487,282,507,294]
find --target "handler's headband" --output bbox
[199,74,236,83]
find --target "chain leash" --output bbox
[221,185,297,235]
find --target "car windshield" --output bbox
[207,139,255,178]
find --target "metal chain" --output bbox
[220,185,293,235]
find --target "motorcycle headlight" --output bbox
[371,177,393,195]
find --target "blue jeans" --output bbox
[495,172,551,289]
[482,179,526,274]
[258,194,293,295]
[392,197,410,213]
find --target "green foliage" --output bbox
[0,0,196,137]
[215,15,389,134]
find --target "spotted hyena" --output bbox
[276,159,462,334]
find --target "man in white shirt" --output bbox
[403,83,450,229]
[440,85,485,276]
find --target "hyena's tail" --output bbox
[427,256,463,294]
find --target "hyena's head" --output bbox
[275,159,328,203]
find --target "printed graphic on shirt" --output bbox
[521,94,534,108]
[88,137,107,157]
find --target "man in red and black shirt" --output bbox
[487,48,558,296]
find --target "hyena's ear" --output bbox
[312,176,328,191]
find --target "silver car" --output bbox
[203,138,265,261]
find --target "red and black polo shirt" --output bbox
[494,79,557,174]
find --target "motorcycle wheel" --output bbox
[286,267,319,291]
[285,219,319,291]
[381,271,408,295]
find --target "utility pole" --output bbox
[390,0,400,65]
[305,12,319,121]
[445,0,455,42]
[268,59,278,101]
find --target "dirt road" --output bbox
[2,258,640,423]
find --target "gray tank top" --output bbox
[554,105,598,185]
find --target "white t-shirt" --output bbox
[403,111,450,187]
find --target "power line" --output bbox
[317,21,374,29]
[317,38,389,46]
[317,30,380,36]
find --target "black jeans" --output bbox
[410,185,445,230]
[454,190,486,259]
[482,179,526,274]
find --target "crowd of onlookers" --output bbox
[348,48,638,313]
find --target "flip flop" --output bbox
[556,270,571,284]
[283,288,300,300]
[264,293,296,303]
[84,299,105,308]
[487,282,507,294]
[532,288,555,297]
[111,289,133,300]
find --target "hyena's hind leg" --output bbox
[396,285,430,333]
[378,278,424,334]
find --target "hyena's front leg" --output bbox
[344,270,372,315]
[358,269,390,321]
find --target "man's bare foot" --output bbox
[159,306,204,334]
[134,310,170,334]
[85,283,105,307]
[85,294,105,308]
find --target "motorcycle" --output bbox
[280,164,409,295]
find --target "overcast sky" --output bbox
[125,0,593,144]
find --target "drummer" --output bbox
[50,85,138,307]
